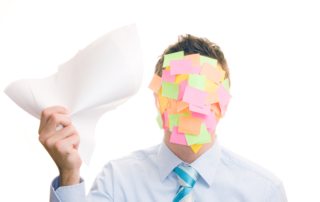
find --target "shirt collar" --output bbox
[157,139,221,187]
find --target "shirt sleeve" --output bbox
[50,163,115,202]
[265,181,288,202]
[50,176,86,202]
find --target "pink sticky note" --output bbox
[189,104,211,115]
[217,85,231,116]
[162,69,175,82]
[170,59,201,75]
[205,112,217,132]
[182,85,208,106]
[192,112,207,119]
[170,127,187,145]
[178,80,188,100]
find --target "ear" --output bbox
[153,93,160,109]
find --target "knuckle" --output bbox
[50,113,59,123]
[41,108,50,118]
[44,138,54,148]
[38,136,45,144]
[54,141,64,152]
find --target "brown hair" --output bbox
[155,34,230,84]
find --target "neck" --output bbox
[163,130,216,164]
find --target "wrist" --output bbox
[59,169,80,186]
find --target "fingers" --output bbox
[55,134,80,155]
[40,124,78,148]
[39,106,71,137]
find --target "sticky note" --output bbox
[162,82,179,100]
[205,112,217,132]
[175,74,189,84]
[148,74,162,93]
[190,144,202,153]
[178,80,188,100]
[170,127,187,145]
[223,78,230,91]
[167,99,178,113]
[206,93,219,104]
[189,104,211,115]
[191,112,207,119]
[184,54,200,67]
[156,113,163,129]
[163,51,184,67]
[170,60,201,75]
[177,101,188,112]
[157,94,169,114]
[200,63,223,83]
[183,85,208,106]
[217,85,231,116]
[162,69,175,82]
[205,79,218,93]
[178,116,202,135]
[188,74,206,90]
[185,124,212,145]
[200,55,218,66]
[168,114,180,130]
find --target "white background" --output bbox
[0,0,319,201]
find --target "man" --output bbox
[40,35,287,201]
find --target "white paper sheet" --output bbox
[4,24,143,164]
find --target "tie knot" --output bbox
[173,163,199,188]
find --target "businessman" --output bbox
[39,34,287,201]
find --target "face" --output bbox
[149,51,231,153]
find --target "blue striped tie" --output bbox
[173,164,199,202]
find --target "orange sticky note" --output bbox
[178,116,202,135]
[177,101,188,112]
[167,99,178,113]
[149,74,162,93]
[190,144,203,153]
[157,94,169,114]
[201,63,226,83]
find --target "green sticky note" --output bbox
[163,51,184,67]
[156,113,163,129]
[168,114,180,130]
[200,55,218,66]
[185,124,212,145]
[162,82,179,99]
[188,74,206,90]
[223,78,230,91]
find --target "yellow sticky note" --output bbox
[205,79,218,93]
[191,144,202,153]
[175,74,189,83]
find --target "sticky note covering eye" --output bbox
[148,51,231,153]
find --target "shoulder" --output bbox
[103,144,160,172]
[219,146,283,188]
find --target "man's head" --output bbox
[149,34,231,154]
[154,34,230,83]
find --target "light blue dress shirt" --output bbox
[50,141,287,202]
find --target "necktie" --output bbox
[173,163,199,202]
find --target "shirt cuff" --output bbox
[50,176,86,202]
